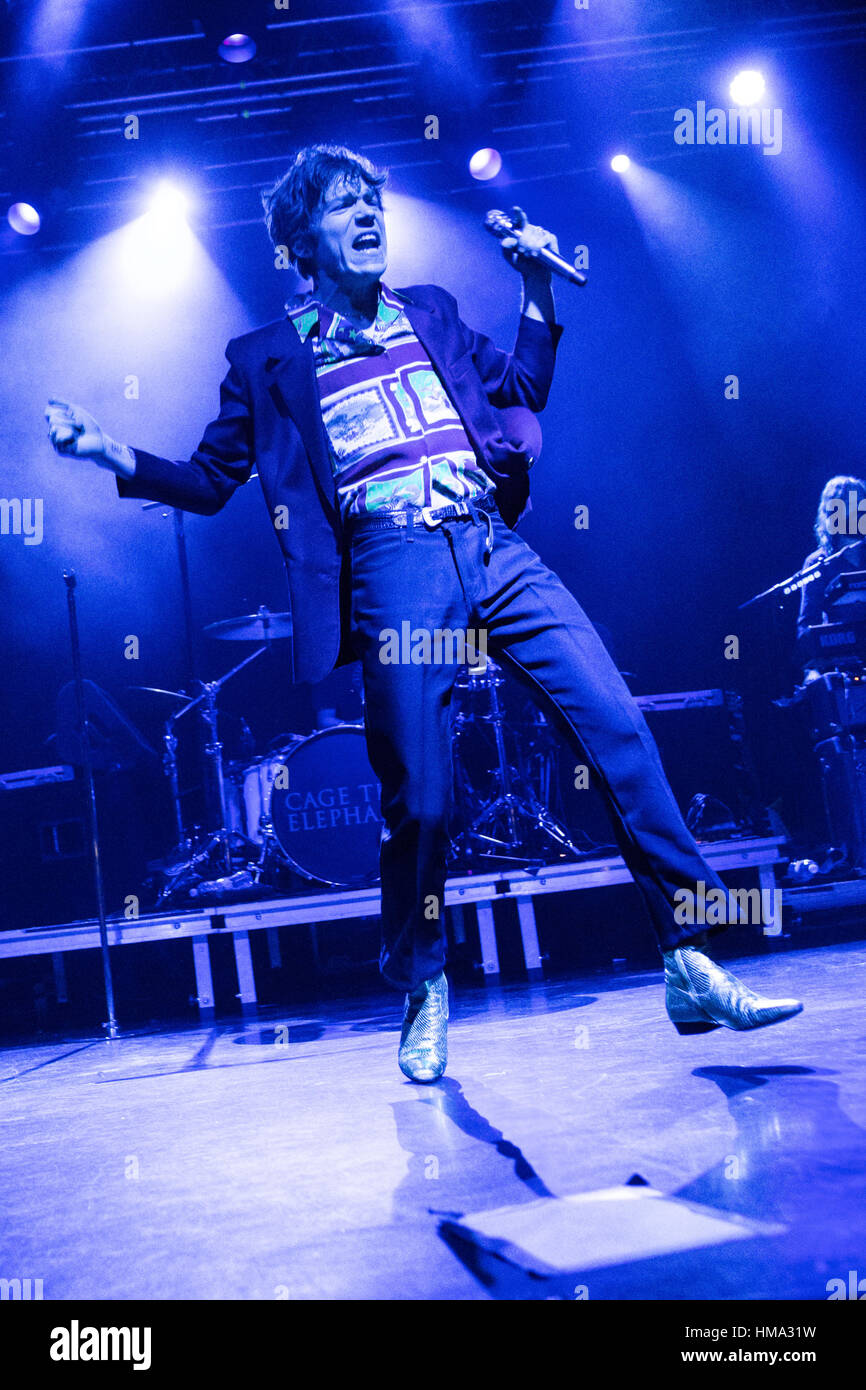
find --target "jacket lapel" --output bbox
[393,291,448,384]
[264,318,337,515]
[395,289,482,453]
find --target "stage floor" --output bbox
[1,940,864,1301]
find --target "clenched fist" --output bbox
[45,399,136,478]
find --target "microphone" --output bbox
[484,209,587,287]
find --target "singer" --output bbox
[46,144,801,1080]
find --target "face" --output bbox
[307,175,387,289]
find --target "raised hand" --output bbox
[45,399,135,477]
[499,206,560,280]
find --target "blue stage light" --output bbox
[610,154,631,173]
[219,33,256,64]
[147,181,190,227]
[730,70,766,105]
[469,148,502,181]
[120,181,195,294]
[7,202,41,235]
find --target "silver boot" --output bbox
[664,946,803,1034]
[398,970,448,1082]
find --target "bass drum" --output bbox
[245,725,383,887]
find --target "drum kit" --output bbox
[133,605,596,907]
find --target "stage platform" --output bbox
[0,836,788,1020]
[0,938,863,1300]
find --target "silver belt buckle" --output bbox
[420,505,443,528]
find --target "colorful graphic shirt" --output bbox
[286,284,494,518]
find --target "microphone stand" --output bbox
[63,571,118,1039]
[135,503,203,870]
[738,539,865,610]
[141,479,257,690]
[141,503,198,689]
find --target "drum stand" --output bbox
[247,813,283,887]
[154,646,267,905]
[449,675,586,869]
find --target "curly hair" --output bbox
[261,144,387,280]
[814,474,866,554]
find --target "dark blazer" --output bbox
[118,283,563,683]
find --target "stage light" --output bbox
[610,154,631,173]
[7,202,41,235]
[469,148,502,182]
[147,181,190,227]
[729,69,765,106]
[219,33,256,64]
[120,181,195,295]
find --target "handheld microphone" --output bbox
[484,209,587,287]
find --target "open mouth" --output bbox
[352,231,381,253]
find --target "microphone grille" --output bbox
[483,208,512,238]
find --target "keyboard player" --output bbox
[798,476,866,669]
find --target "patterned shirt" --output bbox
[286,284,494,518]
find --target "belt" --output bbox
[346,492,497,534]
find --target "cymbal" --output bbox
[127,685,189,702]
[204,609,293,641]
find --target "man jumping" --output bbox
[46,144,802,1081]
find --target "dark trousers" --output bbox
[348,505,726,993]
